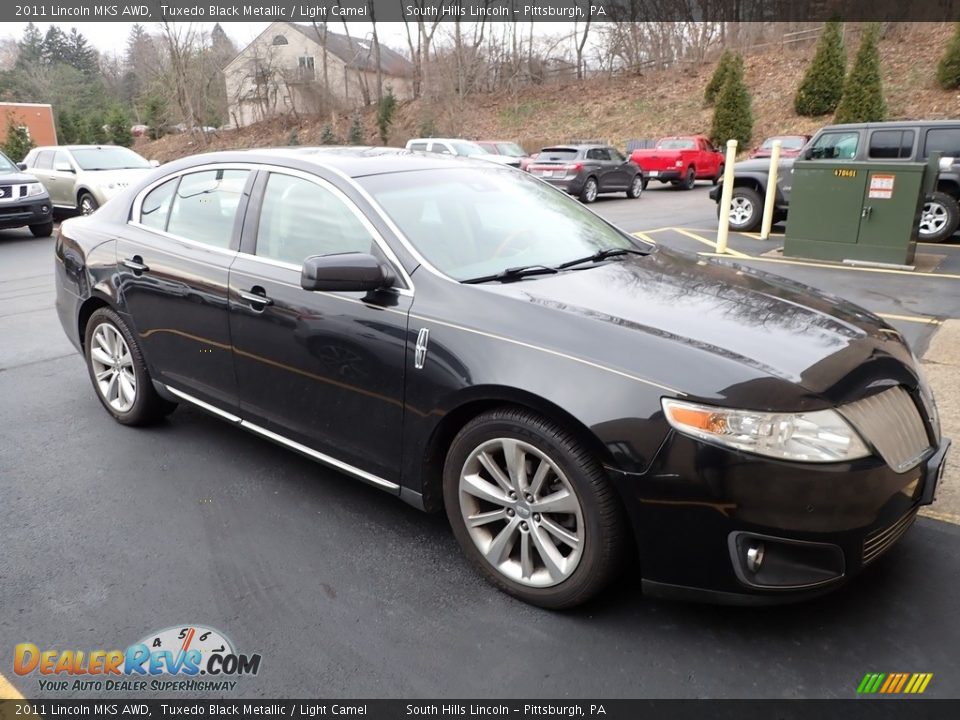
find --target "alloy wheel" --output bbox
[80,196,97,216]
[920,201,947,237]
[630,176,643,197]
[729,196,755,227]
[584,180,598,202]
[458,438,585,588]
[89,322,137,412]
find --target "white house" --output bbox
[224,22,415,129]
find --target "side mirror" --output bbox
[300,252,394,293]
[16,162,26,171]
[149,159,160,168]
[802,148,814,160]
[54,162,75,173]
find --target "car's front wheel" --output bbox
[579,177,598,203]
[78,192,99,216]
[444,408,625,609]
[84,307,176,425]
[919,192,960,243]
[626,174,643,199]
[721,187,763,232]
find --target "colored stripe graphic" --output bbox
[857,673,932,694]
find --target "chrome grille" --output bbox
[862,507,918,564]
[839,386,931,473]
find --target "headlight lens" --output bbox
[25,182,45,197]
[662,398,871,463]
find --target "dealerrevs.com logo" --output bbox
[14,625,261,693]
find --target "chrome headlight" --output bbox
[25,182,46,197]
[662,398,871,463]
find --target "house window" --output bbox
[297,56,315,80]
[272,35,288,45]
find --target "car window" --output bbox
[34,151,54,170]
[408,142,428,152]
[53,150,72,170]
[430,143,452,155]
[868,130,914,159]
[658,139,697,150]
[451,141,486,157]
[477,142,496,153]
[496,143,526,157]
[809,132,860,160]
[139,177,179,231]
[923,128,960,159]
[539,148,579,161]
[608,148,626,162]
[256,173,373,266]
[166,169,248,249]
[587,148,610,161]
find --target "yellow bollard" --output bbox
[759,140,782,240]
[716,139,738,254]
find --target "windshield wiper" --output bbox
[557,247,650,270]
[462,265,559,284]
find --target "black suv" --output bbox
[711,121,960,242]
[526,144,644,203]
[0,149,53,237]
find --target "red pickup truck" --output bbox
[628,135,724,190]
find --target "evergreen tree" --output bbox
[834,24,886,124]
[106,106,133,147]
[143,94,167,140]
[42,26,69,66]
[710,54,753,149]
[347,114,364,144]
[65,28,99,76]
[287,129,301,146]
[937,23,960,89]
[704,49,734,106]
[58,110,79,144]
[376,88,397,145]
[2,119,34,162]
[15,23,45,69]
[794,20,846,116]
[320,124,340,145]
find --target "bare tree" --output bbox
[574,10,592,80]
[158,20,205,144]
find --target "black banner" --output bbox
[2,700,960,720]
[3,0,960,23]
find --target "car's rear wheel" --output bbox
[443,408,625,609]
[78,192,99,216]
[579,177,598,203]
[626,174,643,199]
[682,167,696,190]
[84,307,176,425]
[919,192,960,243]
[721,187,763,232]
[29,221,54,237]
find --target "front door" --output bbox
[116,167,252,411]
[228,170,412,483]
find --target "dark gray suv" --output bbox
[527,144,644,203]
[712,121,960,242]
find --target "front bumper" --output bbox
[609,432,950,603]
[0,197,53,229]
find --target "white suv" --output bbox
[404,138,522,168]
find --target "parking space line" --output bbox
[876,313,943,325]
[0,670,24,699]
[698,252,960,280]
[631,231,657,245]
[673,229,750,258]
[919,508,960,525]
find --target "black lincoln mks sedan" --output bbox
[54,147,949,608]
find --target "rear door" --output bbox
[48,150,79,208]
[27,150,59,204]
[227,168,412,483]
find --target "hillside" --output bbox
[138,23,960,162]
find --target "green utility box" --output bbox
[784,158,937,265]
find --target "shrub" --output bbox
[376,89,397,145]
[320,124,340,145]
[347,114,364,145]
[704,49,734,107]
[1,119,34,161]
[709,54,753,149]
[794,21,846,116]
[937,22,960,89]
[834,24,886,124]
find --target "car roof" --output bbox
[540,144,607,151]
[406,138,478,144]
[156,146,502,178]
[822,120,960,131]
[31,145,137,151]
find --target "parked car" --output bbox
[476,140,530,169]
[54,147,948,607]
[629,135,724,189]
[130,124,150,138]
[404,138,521,168]
[711,121,960,242]
[527,144,644,202]
[0,149,53,237]
[22,145,157,216]
[748,134,812,159]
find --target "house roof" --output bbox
[285,23,413,78]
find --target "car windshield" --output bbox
[359,167,638,282]
[70,147,151,171]
[763,136,807,150]
[495,142,527,157]
[0,152,17,172]
[657,139,697,150]
[451,141,488,157]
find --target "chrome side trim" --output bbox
[166,386,242,424]
[163,384,399,492]
[238,419,399,491]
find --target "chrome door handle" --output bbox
[239,290,273,307]
[123,257,149,273]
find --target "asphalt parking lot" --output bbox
[2,183,959,699]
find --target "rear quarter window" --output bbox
[923,128,960,159]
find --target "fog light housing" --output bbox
[729,532,844,590]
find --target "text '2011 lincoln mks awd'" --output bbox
[54,147,950,608]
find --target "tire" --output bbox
[78,192,99,216]
[84,307,177,426]
[681,167,696,190]
[919,191,960,243]
[29,221,54,237]
[713,164,725,186]
[443,407,626,609]
[641,177,649,191]
[626,174,643,199]
[721,186,763,232]
[579,177,598,203]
